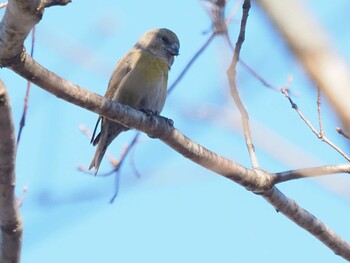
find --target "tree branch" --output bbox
[263,187,350,259]
[274,164,350,184]
[281,88,350,162]
[0,0,70,66]
[0,80,22,263]
[227,0,259,168]
[7,51,273,192]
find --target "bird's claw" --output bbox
[160,116,174,127]
[140,109,156,117]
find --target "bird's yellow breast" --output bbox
[114,50,169,112]
[130,51,168,80]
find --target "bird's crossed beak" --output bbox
[166,43,180,56]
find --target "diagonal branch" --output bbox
[8,51,272,191]
[0,80,22,263]
[263,187,350,259]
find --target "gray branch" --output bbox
[0,80,22,263]
[263,187,350,259]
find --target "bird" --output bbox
[89,28,180,175]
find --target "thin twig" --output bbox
[129,145,142,178]
[168,33,215,94]
[224,3,285,94]
[108,133,141,203]
[239,59,281,91]
[282,88,350,162]
[256,0,350,134]
[16,186,28,207]
[227,0,259,168]
[17,26,36,146]
[79,125,124,175]
[274,164,350,184]
[317,88,324,137]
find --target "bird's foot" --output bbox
[140,109,156,117]
[160,116,174,127]
[140,109,174,138]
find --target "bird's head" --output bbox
[135,28,180,69]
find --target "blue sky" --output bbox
[1,1,350,262]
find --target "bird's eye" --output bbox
[161,36,169,44]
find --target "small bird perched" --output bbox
[89,28,180,174]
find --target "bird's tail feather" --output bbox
[89,121,126,175]
[89,141,108,175]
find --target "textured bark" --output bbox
[0,80,22,263]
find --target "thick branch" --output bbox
[263,187,350,260]
[274,164,350,184]
[0,80,22,263]
[0,0,70,66]
[256,0,350,133]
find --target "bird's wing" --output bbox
[91,51,139,145]
[104,51,135,100]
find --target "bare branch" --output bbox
[17,27,36,146]
[239,59,281,91]
[317,88,324,136]
[256,0,350,133]
[0,0,71,66]
[0,80,22,263]
[263,187,350,260]
[168,33,215,94]
[227,0,259,168]
[274,164,350,184]
[282,89,350,162]
[7,51,272,191]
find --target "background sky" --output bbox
[1,1,350,262]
